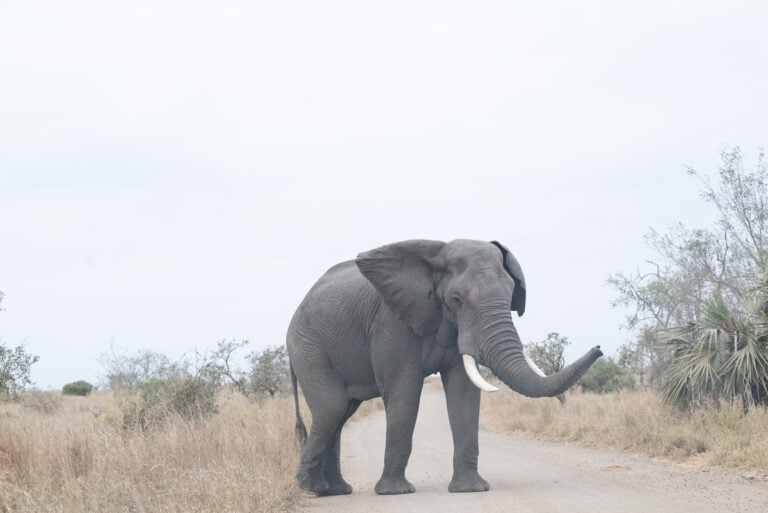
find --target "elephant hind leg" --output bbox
[296,379,351,496]
[317,399,361,496]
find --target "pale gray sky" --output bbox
[1,1,767,388]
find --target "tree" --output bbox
[616,340,643,371]
[0,291,39,396]
[525,332,571,375]
[248,345,290,396]
[207,339,250,393]
[578,358,635,394]
[0,342,39,396]
[99,347,175,389]
[608,148,768,382]
[197,340,291,397]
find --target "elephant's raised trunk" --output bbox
[472,306,602,397]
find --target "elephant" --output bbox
[286,239,602,496]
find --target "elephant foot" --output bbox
[319,478,353,496]
[375,474,416,495]
[296,470,330,496]
[448,471,490,493]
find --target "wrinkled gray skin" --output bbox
[287,239,602,496]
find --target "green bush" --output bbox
[117,376,218,431]
[62,380,94,396]
[578,358,635,394]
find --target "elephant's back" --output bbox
[299,260,376,310]
[287,260,378,346]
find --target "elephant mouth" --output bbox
[462,354,499,392]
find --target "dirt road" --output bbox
[297,386,768,513]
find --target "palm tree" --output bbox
[659,277,768,412]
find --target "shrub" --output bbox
[63,380,94,396]
[578,358,635,393]
[659,287,768,411]
[117,376,219,431]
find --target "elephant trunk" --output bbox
[475,307,602,397]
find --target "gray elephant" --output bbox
[287,239,602,496]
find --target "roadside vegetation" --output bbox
[608,148,768,410]
[0,338,306,513]
[496,149,768,479]
[481,388,768,478]
[0,389,302,513]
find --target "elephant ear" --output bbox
[490,241,527,317]
[356,240,446,336]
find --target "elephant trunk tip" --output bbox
[489,342,603,399]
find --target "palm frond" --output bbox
[720,334,768,403]
[657,291,768,410]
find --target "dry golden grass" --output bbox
[481,387,768,479]
[0,390,302,513]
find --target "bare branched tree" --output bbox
[99,347,175,389]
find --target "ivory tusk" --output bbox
[462,354,499,392]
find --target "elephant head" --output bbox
[356,239,602,397]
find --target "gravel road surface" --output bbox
[297,386,768,513]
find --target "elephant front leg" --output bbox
[441,363,490,493]
[375,377,422,495]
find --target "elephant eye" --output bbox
[451,294,463,307]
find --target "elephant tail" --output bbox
[291,364,308,446]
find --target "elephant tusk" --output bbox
[524,353,547,377]
[462,354,499,392]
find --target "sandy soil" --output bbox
[296,386,768,513]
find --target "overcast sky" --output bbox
[2,1,767,389]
